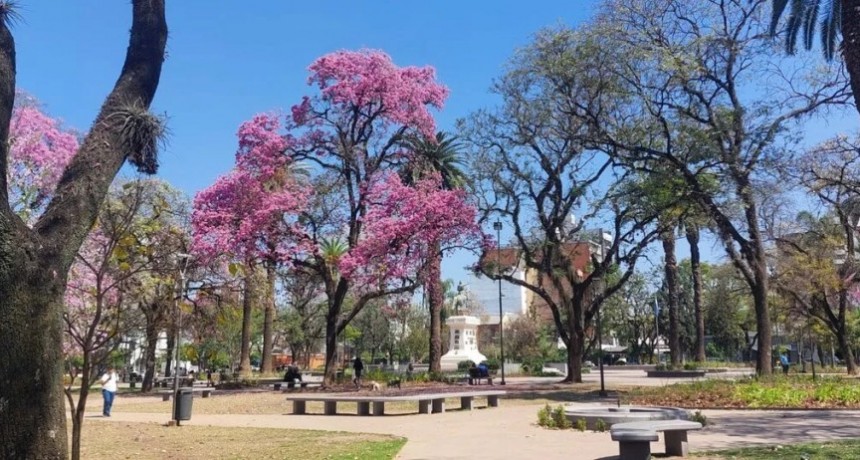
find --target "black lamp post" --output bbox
[493,221,506,385]
[171,253,191,425]
[597,230,608,397]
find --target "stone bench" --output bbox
[274,381,322,391]
[610,419,702,459]
[160,388,214,401]
[285,391,505,416]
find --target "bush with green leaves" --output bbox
[552,405,571,429]
[594,418,607,432]
[537,404,554,428]
[575,418,587,431]
[457,360,474,372]
[690,410,708,426]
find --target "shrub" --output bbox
[428,371,446,382]
[483,358,500,372]
[683,362,700,371]
[655,363,668,371]
[594,418,607,432]
[537,404,555,428]
[457,360,474,372]
[552,405,571,429]
[690,410,708,426]
[575,418,587,431]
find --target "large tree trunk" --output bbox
[141,320,160,392]
[323,317,339,385]
[843,0,860,116]
[0,3,166,459]
[686,225,706,362]
[0,271,69,460]
[661,231,682,367]
[260,262,276,373]
[164,324,175,378]
[563,291,586,383]
[751,263,773,375]
[427,248,443,374]
[238,268,255,375]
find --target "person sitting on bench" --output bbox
[283,365,303,388]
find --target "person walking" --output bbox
[352,356,364,388]
[100,365,119,417]
[780,351,791,375]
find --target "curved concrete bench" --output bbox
[286,390,505,416]
[610,419,702,459]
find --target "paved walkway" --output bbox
[95,401,860,459]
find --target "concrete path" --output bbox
[95,401,860,459]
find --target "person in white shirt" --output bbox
[100,366,119,417]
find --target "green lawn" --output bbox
[697,439,860,459]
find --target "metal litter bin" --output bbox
[173,388,193,423]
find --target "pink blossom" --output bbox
[191,114,311,265]
[292,49,449,139]
[339,172,484,291]
[8,102,79,222]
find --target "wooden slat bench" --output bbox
[159,388,214,401]
[610,419,703,459]
[285,390,505,416]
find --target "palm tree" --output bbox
[402,132,467,374]
[770,0,860,114]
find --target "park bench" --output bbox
[467,367,493,385]
[160,387,214,401]
[285,390,506,416]
[271,381,322,391]
[610,419,703,459]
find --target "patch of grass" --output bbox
[695,439,860,459]
[77,421,404,459]
[627,375,860,409]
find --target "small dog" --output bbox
[366,381,381,391]
[387,379,401,389]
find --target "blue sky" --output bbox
[10,1,858,288]
[12,1,596,285]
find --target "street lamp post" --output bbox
[171,253,191,425]
[597,230,609,398]
[493,221,506,385]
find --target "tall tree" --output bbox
[684,222,707,362]
[465,26,664,382]
[769,0,860,116]
[660,227,682,367]
[575,0,850,374]
[283,50,482,384]
[191,114,311,375]
[0,2,167,458]
[402,132,467,373]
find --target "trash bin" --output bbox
[173,388,193,422]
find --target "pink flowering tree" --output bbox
[7,98,78,223]
[191,114,311,374]
[285,49,459,384]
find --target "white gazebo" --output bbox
[440,316,487,371]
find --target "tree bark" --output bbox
[661,231,682,367]
[427,247,443,374]
[141,320,160,392]
[842,0,860,116]
[751,263,773,375]
[260,262,276,374]
[686,225,706,362]
[0,3,167,459]
[238,267,255,375]
[164,324,175,378]
[323,317,339,385]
